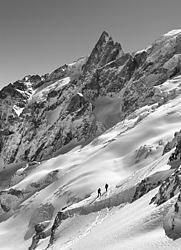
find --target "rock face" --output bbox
[163,130,181,156]
[2,30,181,165]
[150,166,181,206]
[0,188,23,218]
[82,31,123,74]
[163,192,181,240]
[28,221,50,250]
[167,137,181,169]
[132,169,174,202]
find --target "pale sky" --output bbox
[1,0,181,89]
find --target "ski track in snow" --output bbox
[60,208,110,250]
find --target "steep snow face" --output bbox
[32,77,71,101]
[49,57,87,80]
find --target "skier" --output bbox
[105,183,108,192]
[97,188,101,198]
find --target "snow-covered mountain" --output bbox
[1,29,181,250]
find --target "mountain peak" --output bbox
[99,30,110,41]
[82,31,123,74]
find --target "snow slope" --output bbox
[56,190,181,250]
[1,74,181,249]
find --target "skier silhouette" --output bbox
[105,183,108,192]
[97,188,101,198]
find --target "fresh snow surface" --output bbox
[134,49,147,55]
[13,105,24,116]
[164,29,181,37]
[1,76,181,249]
[154,75,181,99]
[33,77,71,102]
[77,92,83,97]
[67,57,87,69]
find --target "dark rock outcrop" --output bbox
[132,170,173,202]
[163,130,181,156]
[82,31,123,74]
[150,166,181,206]
[163,192,181,240]
[0,188,24,219]
[28,221,50,250]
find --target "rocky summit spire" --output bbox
[98,30,110,43]
[82,31,124,74]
